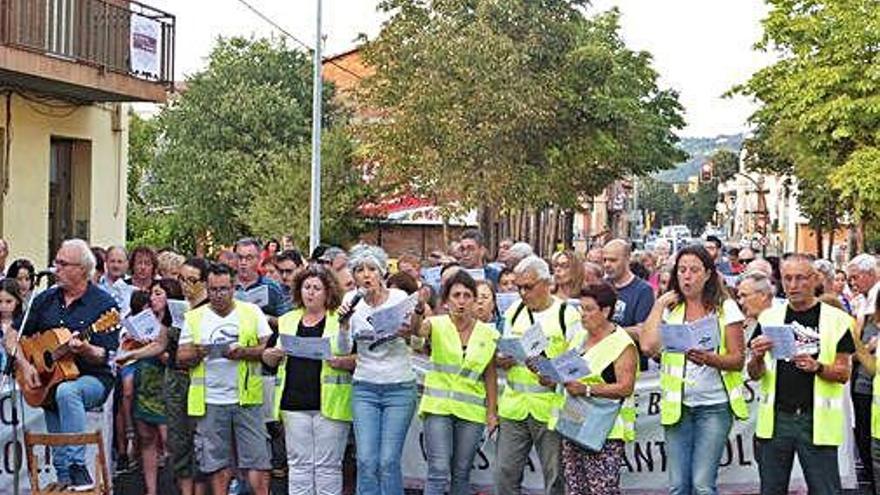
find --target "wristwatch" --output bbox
[585,385,592,397]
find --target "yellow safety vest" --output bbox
[756,302,852,446]
[872,350,880,439]
[186,301,264,416]
[549,327,638,442]
[659,302,748,426]
[418,316,499,424]
[272,309,353,422]
[498,297,579,423]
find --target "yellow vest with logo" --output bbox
[549,327,638,441]
[418,316,499,424]
[756,302,852,445]
[272,309,353,422]
[186,301,264,416]
[498,298,578,423]
[659,302,748,426]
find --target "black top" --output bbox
[750,302,854,413]
[16,283,120,399]
[279,316,325,412]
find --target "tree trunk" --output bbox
[815,224,823,259]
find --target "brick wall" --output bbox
[359,224,471,259]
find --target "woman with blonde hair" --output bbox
[551,250,585,299]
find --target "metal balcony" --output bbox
[0,0,175,102]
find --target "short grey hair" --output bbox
[583,261,603,279]
[61,238,96,278]
[738,270,774,296]
[514,255,552,282]
[508,242,534,261]
[813,259,835,279]
[347,243,389,276]
[847,254,878,275]
[234,237,262,252]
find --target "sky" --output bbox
[145,0,775,138]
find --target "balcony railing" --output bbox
[0,0,174,85]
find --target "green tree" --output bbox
[709,149,739,183]
[126,113,176,248]
[359,1,685,216]
[639,178,683,228]
[734,0,880,250]
[246,129,371,247]
[131,37,368,251]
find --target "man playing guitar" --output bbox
[7,239,120,491]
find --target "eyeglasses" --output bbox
[238,254,258,262]
[178,276,201,285]
[740,258,755,263]
[54,259,81,269]
[517,282,538,292]
[207,286,232,294]
[278,269,296,276]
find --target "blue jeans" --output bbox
[352,381,417,495]
[664,403,733,495]
[422,414,484,495]
[43,375,108,483]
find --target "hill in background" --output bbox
[653,134,745,183]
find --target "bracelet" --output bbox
[585,385,592,397]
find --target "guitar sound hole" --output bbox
[43,351,54,369]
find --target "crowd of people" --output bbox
[0,230,878,495]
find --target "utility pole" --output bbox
[308,0,323,254]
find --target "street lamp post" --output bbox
[308,0,323,254]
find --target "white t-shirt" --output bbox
[179,304,272,404]
[858,282,879,318]
[664,299,745,407]
[348,288,416,384]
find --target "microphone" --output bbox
[339,289,365,324]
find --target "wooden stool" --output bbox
[24,430,110,495]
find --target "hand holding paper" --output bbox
[762,325,795,360]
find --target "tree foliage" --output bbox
[128,37,370,251]
[358,1,685,214]
[735,0,880,241]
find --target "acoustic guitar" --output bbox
[16,309,121,407]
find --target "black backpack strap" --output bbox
[558,301,568,336]
[511,302,534,328]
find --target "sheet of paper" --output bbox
[420,266,442,293]
[367,293,419,339]
[550,349,591,383]
[123,309,161,342]
[279,334,332,360]
[763,325,796,360]
[660,324,694,353]
[497,338,527,362]
[723,275,739,288]
[532,356,562,382]
[519,322,549,357]
[496,292,521,316]
[236,284,270,308]
[167,299,189,329]
[465,268,486,281]
[110,279,133,315]
[205,342,231,360]
[689,315,720,350]
[661,316,720,352]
